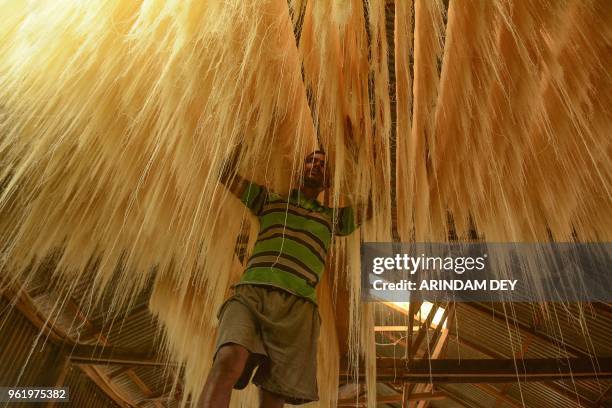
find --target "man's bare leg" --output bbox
[197,344,250,408]
[259,388,285,408]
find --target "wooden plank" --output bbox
[3,286,165,408]
[474,384,523,408]
[415,308,451,408]
[416,303,450,360]
[108,366,134,379]
[68,345,171,367]
[494,332,533,406]
[409,304,440,360]
[78,365,133,408]
[594,383,611,406]
[1,289,65,343]
[337,391,445,406]
[441,387,484,408]
[407,301,421,360]
[341,357,612,383]
[126,370,164,408]
[449,333,598,408]
[45,355,71,408]
[402,383,413,408]
[375,325,418,331]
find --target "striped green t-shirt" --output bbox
[235,181,358,303]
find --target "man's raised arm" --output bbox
[333,194,373,237]
[219,146,249,199]
[355,194,374,226]
[219,147,268,216]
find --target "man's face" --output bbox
[303,152,327,189]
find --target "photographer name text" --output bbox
[370,253,516,292]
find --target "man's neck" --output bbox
[299,185,322,201]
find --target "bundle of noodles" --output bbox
[0,0,383,406]
[394,2,610,393]
[399,0,447,242]
[394,0,414,242]
[0,0,321,298]
[296,0,392,403]
[396,0,611,242]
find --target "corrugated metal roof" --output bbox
[64,366,121,408]
[0,297,60,387]
[440,383,499,407]
[373,299,611,407]
[0,296,122,407]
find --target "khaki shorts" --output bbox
[214,284,321,405]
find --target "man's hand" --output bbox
[219,145,248,198]
[355,193,374,226]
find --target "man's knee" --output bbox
[259,388,285,408]
[211,344,250,383]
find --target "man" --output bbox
[199,150,368,407]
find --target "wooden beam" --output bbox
[474,384,523,408]
[337,391,445,406]
[592,302,612,319]
[137,365,182,406]
[494,331,533,406]
[78,365,133,408]
[402,383,413,408]
[3,286,168,408]
[107,366,134,379]
[407,301,421,360]
[441,387,484,408]
[68,345,172,367]
[1,289,65,343]
[341,357,612,383]
[417,304,451,360]
[595,383,611,407]
[449,333,599,408]
[45,354,71,408]
[383,302,425,359]
[127,370,164,408]
[62,294,169,408]
[2,288,140,407]
[415,307,451,408]
[412,308,451,408]
[375,325,415,331]
[410,303,438,361]
[138,389,173,406]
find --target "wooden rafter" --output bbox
[474,384,523,408]
[441,386,484,408]
[337,391,445,407]
[68,344,169,367]
[449,332,599,408]
[1,288,171,408]
[342,357,612,383]
[493,331,533,406]
[414,305,452,408]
